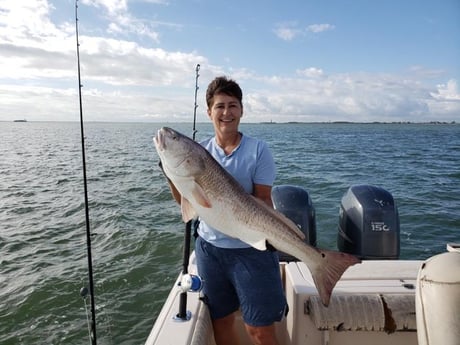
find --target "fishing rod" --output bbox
[75,0,97,344]
[176,64,201,321]
[192,64,200,141]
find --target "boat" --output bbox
[13,119,27,122]
[144,184,459,345]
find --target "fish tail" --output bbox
[310,249,361,306]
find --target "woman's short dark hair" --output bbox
[206,76,243,108]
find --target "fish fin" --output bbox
[309,249,361,306]
[181,197,198,222]
[251,196,306,240]
[192,182,212,208]
[249,238,267,251]
[235,231,268,251]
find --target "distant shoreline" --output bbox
[263,121,457,125]
[4,120,457,125]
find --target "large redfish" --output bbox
[154,127,360,306]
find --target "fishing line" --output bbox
[80,287,92,343]
[93,281,115,345]
[75,0,97,344]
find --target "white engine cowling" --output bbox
[416,246,460,345]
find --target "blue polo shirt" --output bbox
[197,133,276,248]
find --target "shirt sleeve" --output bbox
[254,140,276,186]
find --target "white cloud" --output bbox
[0,0,204,85]
[82,0,128,15]
[431,79,460,101]
[427,80,460,118]
[0,1,208,122]
[296,67,324,78]
[273,22,300,41]
[307,23,335,33]
[0,0,71,49]
[0,1,458,123]
[243,73,459,123]
[274,22,335,41]
[82,0,171,43]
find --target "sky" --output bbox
[0,0,459,123]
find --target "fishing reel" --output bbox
[178,274,203,293]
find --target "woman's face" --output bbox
[207,93,243,134]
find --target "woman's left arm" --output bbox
[253,184,273,208]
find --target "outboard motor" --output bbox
[271,185,317,262]
[337,185,400,260]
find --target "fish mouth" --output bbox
[153,127,191,168]
[154,129,165,150]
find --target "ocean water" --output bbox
[1,121,459,345]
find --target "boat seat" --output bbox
[306,293,416,333]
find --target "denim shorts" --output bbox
[195,236,287,327]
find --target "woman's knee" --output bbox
[245,323,279,345]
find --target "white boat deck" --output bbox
[146,256,423,345]
[280,260,421,345]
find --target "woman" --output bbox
[193,76,287,345]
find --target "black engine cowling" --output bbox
[337,185,400,260]
[271,185,317,261]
